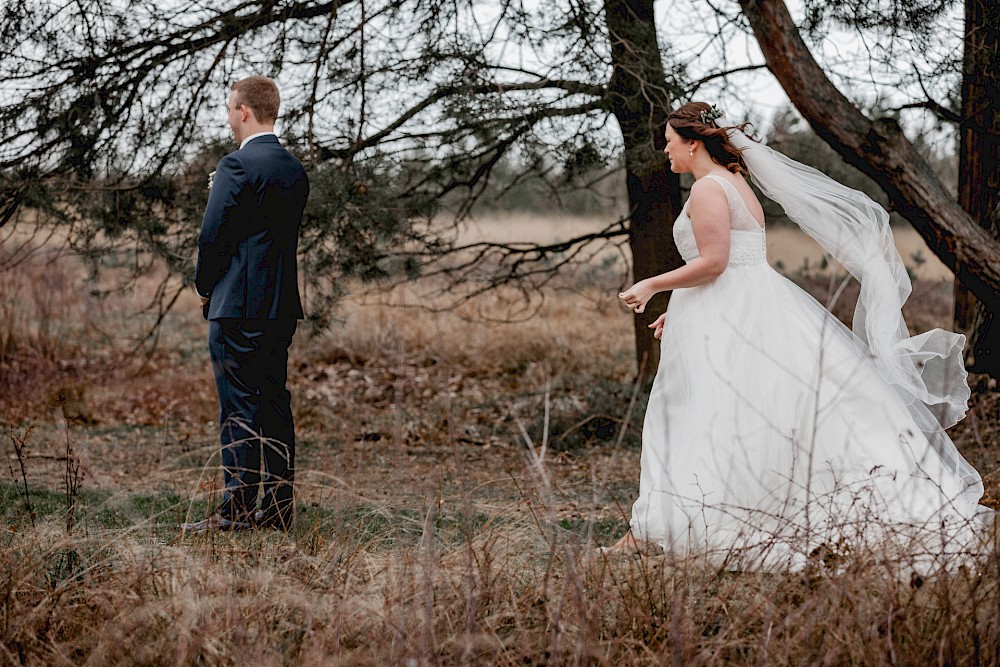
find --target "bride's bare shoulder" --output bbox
[689,175,727,199]
[687,177,730,222]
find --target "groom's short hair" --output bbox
[231,76,280,124]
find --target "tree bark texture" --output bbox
[604,0,683,378]
[740,0,1000,324]
[955,0,1000,377]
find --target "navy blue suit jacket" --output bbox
[196,135,309,320]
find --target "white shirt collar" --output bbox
[239,131,277,150]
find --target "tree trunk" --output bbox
[604,0,683,379]
[740,0,1000,317]
[955,0,1000,378]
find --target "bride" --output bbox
[610,101,992,569]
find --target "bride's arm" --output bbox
[619,179,731,313]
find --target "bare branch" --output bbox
[740,0,1000,304]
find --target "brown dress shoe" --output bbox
[253,508,293,531]
[181,512,253,532]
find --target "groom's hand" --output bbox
[197,288,210,319]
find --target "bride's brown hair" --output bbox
[668,102,753,174]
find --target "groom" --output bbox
[183,76,309,532]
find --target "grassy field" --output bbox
[455,214,955,281]
[2,218,999,665]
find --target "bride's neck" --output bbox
[690,159,728,180]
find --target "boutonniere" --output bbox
[207,170,216,190]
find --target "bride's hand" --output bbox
[648,312,666,340]
[618,279,655,313]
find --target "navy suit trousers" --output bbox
[209,318,297,519]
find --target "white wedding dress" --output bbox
[629,174,991,570]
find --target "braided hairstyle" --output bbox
[667,102,753,174]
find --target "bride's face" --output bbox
[664,124,695,173]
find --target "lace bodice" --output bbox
[673,174,767,268]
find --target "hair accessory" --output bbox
[699,105,725,125]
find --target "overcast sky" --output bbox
[654,0,962,150]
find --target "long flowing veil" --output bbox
[722,120,983,503]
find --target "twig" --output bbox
[5,424,36,528]
[614,351,648,449]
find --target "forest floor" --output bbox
[2,220,999,665]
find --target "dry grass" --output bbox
[764,225,953,283]
[2,220,999,665]
[458,214,954,282]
